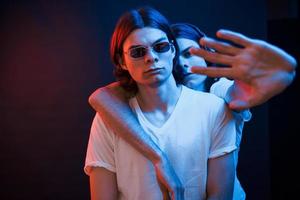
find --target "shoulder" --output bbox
[183,85,225,105]
[180,86,228,118]
[90,113,117,142]
[209,78,233,98]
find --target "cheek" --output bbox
[189,57,207,67]
[160,53,175,65]
[123,61,139,76]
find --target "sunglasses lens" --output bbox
[127,42,171,59]
[153,42,171,53]
[130,47,147,58]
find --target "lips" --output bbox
[182,72,193,77]
[144,67,163,74]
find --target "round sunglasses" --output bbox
[124,41,172,59]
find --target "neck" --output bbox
[136,77,181,113]
[136,78,182,128]
[185,82,205,92]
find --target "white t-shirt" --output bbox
[211,77,252,200]
[85,86,237,200]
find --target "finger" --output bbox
[228,100,249,111]
[216,29,253,47]
[200,37,240,56]
[158,181,170,200]
[191,66,237,79]
[190,47,233,66]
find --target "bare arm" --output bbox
[206,152,235,200]
[89,82,184,200]
[89,82,163,163]
[89,167,118,200]
[190,29,297,110]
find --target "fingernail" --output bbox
[202,37,214,42]
[219,29,233,35]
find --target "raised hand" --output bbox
[190,29,297,110]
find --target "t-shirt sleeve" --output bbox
[209,99,237,159]
[232,109,252,147]
[84,113,116,175]
[210,77,252,149]
[209,77,233,100]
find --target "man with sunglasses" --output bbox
[85,7,237,200]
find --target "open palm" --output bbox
[190,29,297,110]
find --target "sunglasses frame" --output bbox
[123,41,173,60]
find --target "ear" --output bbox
[118,55,127,70]
[171,43,175,52]
[170,44,176,60]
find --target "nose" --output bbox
[144,48,159,64]
[178,57,190,73]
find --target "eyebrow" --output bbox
[181,46,192,54]
[128,37,168,50]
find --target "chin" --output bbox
[183,78,206,91]
[144,76,166,87]
[184,77,205,85]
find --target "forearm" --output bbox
[89,167,118,200]
[88,83,184,199]
[206,152,235,200]
[89,84,164,163]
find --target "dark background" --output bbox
[1,0,299,199]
